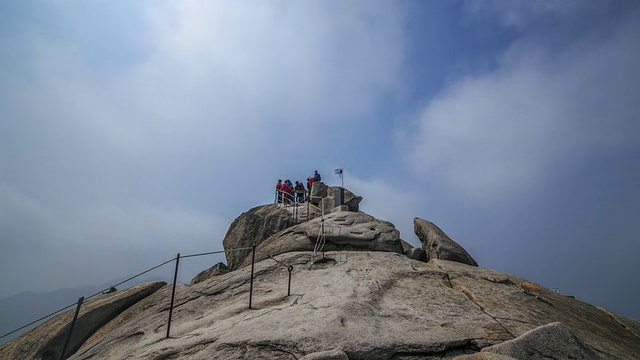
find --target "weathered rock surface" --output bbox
[65,252,640,360]
[414,218,478,266]
[239,211,404,267]
[310,182,362,212]
[222,204,292,270]
[0,281,165,360]
[480,322,603,360]
[404,247,428,262]
[190,262,229,286]
[454,353,516,360]
[401,240,428,262]
[300,348,349,360]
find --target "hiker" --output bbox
[294,181,306,203]
[313,170,321,182]
[275,179,284,203]
[307,177,314,198]
[286,181,295,203]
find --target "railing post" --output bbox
[60,296,84,360]
[287,265,293,296]
[166,253,180,339]
[249,244,256,309]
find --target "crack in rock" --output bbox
[436,264,515,339]
[600,308,640,343]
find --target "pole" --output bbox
[249,244,256,309]
[166,253,180,339]
[287,265,293,296]
[60,296,84,360]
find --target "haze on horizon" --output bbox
[1,0,639,328]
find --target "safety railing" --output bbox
[274,189,305,223]
[0,245,298,360]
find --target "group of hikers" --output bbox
[275,170,321,204]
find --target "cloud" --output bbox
[463,0,627,32]
[0,183,228,295]
[0,1,406,298]
[404,8,640,202]
[347,175,423,246]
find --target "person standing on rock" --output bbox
[307,176,314,198]
[275,179,284,203]
[294,181,306,203]
[313,170,321,182]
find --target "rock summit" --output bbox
[2,184,638,359]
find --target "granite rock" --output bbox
[480,322,603,360]
[222,204,292,270]
[239,211,404,267]
[65,253,640,360]
[0,282,165,360]
[190,262,229,286]
[414,218,478,266]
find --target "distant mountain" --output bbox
[0,275,166,345]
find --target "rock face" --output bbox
[64,252,640,360]
[414,218,478,266]
[310,182,362,212]
[401,239,428,262]
[0,282,165,360]
[190,262,229,286]
[222,204,292,270]
[6,191,640,360]
[479,322,603,359]
[300,348,350,360]
[239,210,404,267]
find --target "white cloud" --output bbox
[348,175,423,247]
[0,182,228,296]
[0,1,407,298]
[405,9,640,201]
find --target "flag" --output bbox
[334,168,343,177]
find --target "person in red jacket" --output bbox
[307,177,314,194]
[275,179,284,203]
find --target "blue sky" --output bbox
[1,0,639,322]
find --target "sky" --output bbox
[1,0,639,325]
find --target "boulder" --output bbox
[309,181,329,203]
[401,239,428,262]
[190,262,229,286]
[0,281,165,360]
[400,239,414,253]
[239,211,404,267]
[481,322,603,360]
[414,218,478,266]
[222,204,292,270]
[66,253,640,359]
[309,182,362,212]
[405,247,428,262]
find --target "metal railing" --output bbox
[0,245,297,359]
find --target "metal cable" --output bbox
[0,257,175,340]
[0,302,77,340]
[181,246,254,259]
[84,257,176,301]
[0,245,256,341]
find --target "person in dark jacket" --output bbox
[294,181,306,203]
[313,170,321,182]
